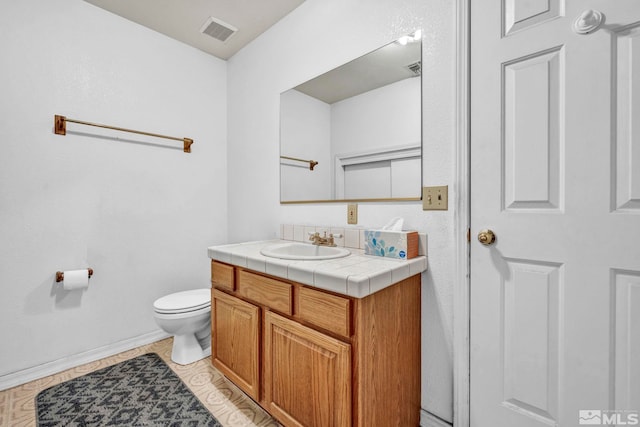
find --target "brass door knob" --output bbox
[477,229,496,246]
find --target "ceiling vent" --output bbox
[200,16,237,42]
[406,61,422,76]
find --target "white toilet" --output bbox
[153,289,211,365]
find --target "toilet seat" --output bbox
[153,289,210,314]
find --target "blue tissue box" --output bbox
[363,230,419,259]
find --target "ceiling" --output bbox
[294,39,421,104]
[83,1,422,103]
[84,0,306,60]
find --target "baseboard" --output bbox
[0,329,170,391]
[421,409,453,427]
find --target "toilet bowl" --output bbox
[153,289,211,365]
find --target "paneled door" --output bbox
[470,1,640,426]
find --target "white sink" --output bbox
[260,242,350,260]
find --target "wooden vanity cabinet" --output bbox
[210,260,421,427]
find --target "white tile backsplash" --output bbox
[418,233,428,256]
[315,226,330,237]
[359,229,366,249]
[330,227,345,246]
[344,228,360,249]
[282,224,369,249]
[280,224,426,257]
[303,226,316,241]
[293,225,305,242]
[282,224,294,241]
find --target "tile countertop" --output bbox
[207,239,428,299]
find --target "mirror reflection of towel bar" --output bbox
[54,115,194,153]
[280,155,318,170]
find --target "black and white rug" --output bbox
[36,353,222,426]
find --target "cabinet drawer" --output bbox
[211,261,235,291]
[237,270,292,315]
[296,286,351,338]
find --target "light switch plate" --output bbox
[347,204,358,224]
[422,186,448,210]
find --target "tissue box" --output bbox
[363,230,419,260]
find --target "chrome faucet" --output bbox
[308,231,342,247]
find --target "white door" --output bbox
[470,1,640,426]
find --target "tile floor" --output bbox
[0,338,280,427]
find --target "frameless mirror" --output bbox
[280,33,422,203]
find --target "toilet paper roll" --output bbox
[62,269,89,290]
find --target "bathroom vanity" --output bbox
[208,240,427,427]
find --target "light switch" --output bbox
[422,186,448,210]
[347,204,358,224]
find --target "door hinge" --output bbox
[467,228,471,243]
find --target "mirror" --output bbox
[280,33,422,203]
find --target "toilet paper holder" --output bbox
[56,268,94,282]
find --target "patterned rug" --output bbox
[35,353,221,426]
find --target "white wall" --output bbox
[0,1,227,377]
[227,0,456,422]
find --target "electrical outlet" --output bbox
[347,204,358,224]
[422,186,448,210]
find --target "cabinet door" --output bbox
[264,311,351,427]
[211,289,260,401]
